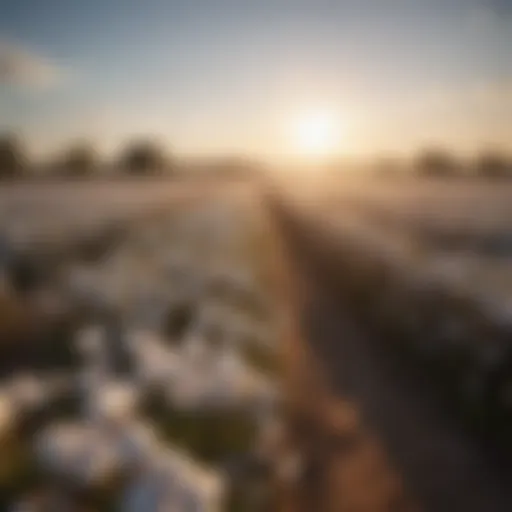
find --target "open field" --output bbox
[280,176,512,316]
[0,179,252,250]
[3,176,512,510]
[0,178,285,511]
[270,195,512,512]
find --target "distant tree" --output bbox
[0,134,25,179]
[119,140,169,175]
[416,149,459,177]
[59,143,97,177]
[475,151,511,179]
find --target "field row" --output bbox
[0,188,289,512]
[280,186,512,435]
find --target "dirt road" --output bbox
[269,193,512,512]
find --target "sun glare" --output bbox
[293,110,341,156]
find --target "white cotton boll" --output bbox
[195,471,226,512]
[92,382,139,427]
[169,371,210,410]
[129,331,180,389]
[35,423,120,487]
[180,331,209,364]
[75,325,106,360]
[120,444,220,512]
[66,266,110,309]
[171,455,225,512]
[116,422,160,471]
[212,357,279,413]
[216,346,244,377]
[77,440,121,486]
[7,374,47,413]
[35,424,88,477]
[181,351,256,410]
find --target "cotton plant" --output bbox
[127,330,181,391]
[34,422,121,489]
[5,374,57,417]
[65,264,124,314]
[120,440,226,512]
[0,372,75,442]
[7,198,280,510]
[35,417,226,511]
[125,307,278,416]
[165,327,279,414]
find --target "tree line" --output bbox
[1,133,511,180]
[376,148,512,179]
[415,148,512,179]
[0,134,172,179]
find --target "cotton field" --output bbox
[0,187,285,512]
[280,178,512,429]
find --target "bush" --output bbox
[59,143,97,177]
[416,149,459,177]
[119,140,169,175]
[475,151,511,179]
[0,134,25,179]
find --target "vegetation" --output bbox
[415,148,460,177]
[474,151,511,178]
[0,134,26,179]
[1,132,511,183]
[57,142,97,177]
[118,139,169,175]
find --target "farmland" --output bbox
[0,177,286,511]
[277,176,512,423]
[270,176,512,511]
[2,175,512,510]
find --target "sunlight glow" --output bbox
[292,110,342,156]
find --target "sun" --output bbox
[293,110,341,156]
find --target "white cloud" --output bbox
[0,41,64,89]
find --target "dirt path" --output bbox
[268,193,512,512]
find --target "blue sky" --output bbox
[1,0,511,159]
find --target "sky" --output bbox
[0,0,511,160]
